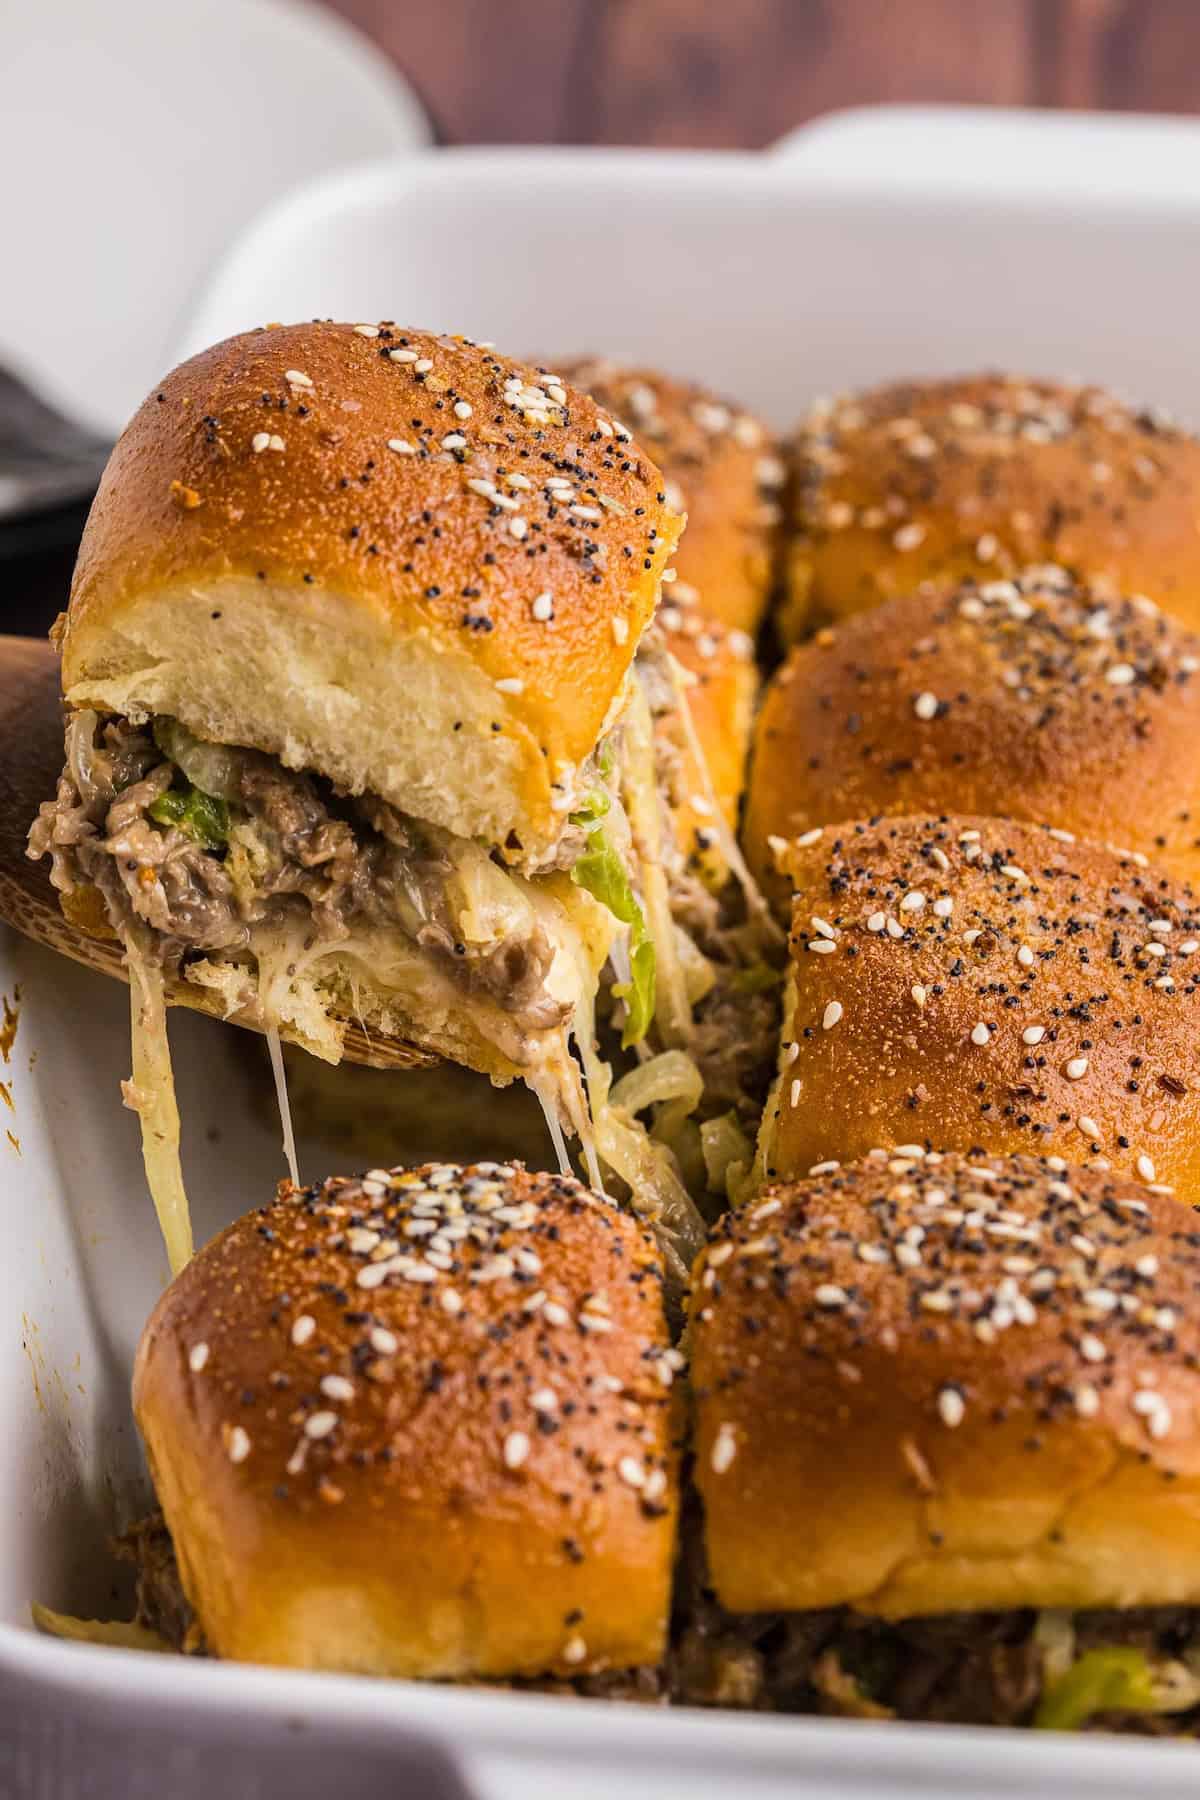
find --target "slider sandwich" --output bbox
[685,1152,1200,1731]
[780,372,1200,644]
[27,324,773,1275]
[127,1162,680,1684]
[746,568,1200,911]
[753,815,1200,1193]
[48,1148,1200,1735]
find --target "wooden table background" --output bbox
[328,0,1200,146]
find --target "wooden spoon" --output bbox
[0,636,433,1069]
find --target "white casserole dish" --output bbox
[6,108,1200,1798]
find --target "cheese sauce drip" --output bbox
[123,932,193,1277]
[266,1024,300,1188]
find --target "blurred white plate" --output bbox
[771,101,1200,200]
[0,0,430,435]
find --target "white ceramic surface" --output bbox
[6,111,1200,1798]
[180,142,1200,429]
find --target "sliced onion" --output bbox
[65,709,101,807]
[570,975,705,1285]
[610,1049,704,1120]
[701,1112,753,1197]
[153,717,244,802]
[1033,1611,1077,1687]
[675,922,716,1005]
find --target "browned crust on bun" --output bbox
[559,357,783,634]
[61,324,682,859]
[692,1152,1200,1617]
[781,373,1200,642]
[133,1162,680,1678]
[657,594,756,889]
[747,569,1200,909]
[758,815,1200,1188]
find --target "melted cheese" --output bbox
[265,1024,300,1187]
[123,933,193,1277]
[118,702,717,1280]
[529,1070,577,1181]
[568,955,705,1287]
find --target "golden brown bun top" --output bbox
[656,591,756,884]
[559,357,783,633]
[692,1152,1200,1614]
[698,1150,1200,1475]
[761,814,1200,1188]
[783,372,1200,638]
[134,1159,680,1677]
[134,1161,679,1676]
[62,325,682,849]
[747,567,1200,903]
[135,1159,675,1523]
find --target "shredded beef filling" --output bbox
[28,714,567,1037]
[672,1584,1045,1723]
[677,885,780,1120]
[673,1596,1200,1730]
[671,1550,1200,1731]
[116,1513,200,1654]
